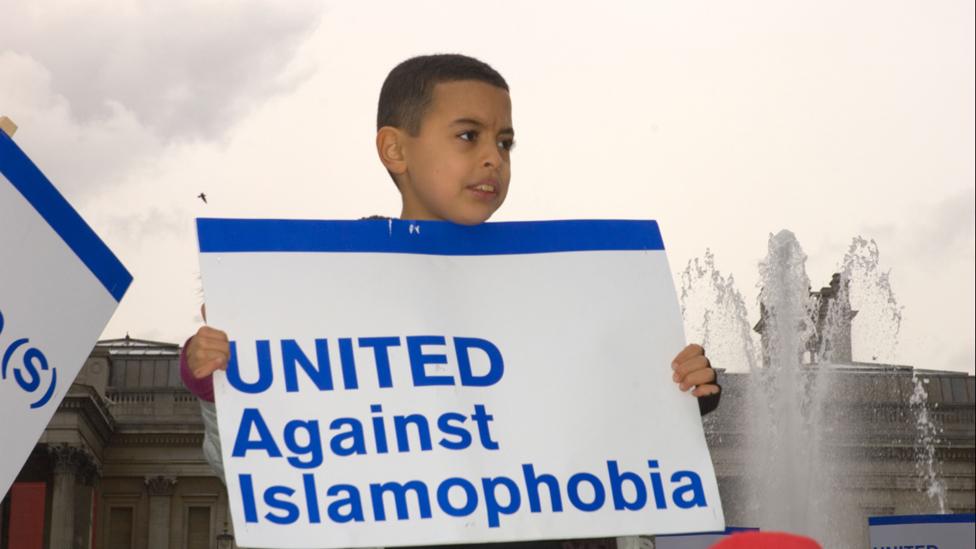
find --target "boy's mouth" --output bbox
[467,179,499,197]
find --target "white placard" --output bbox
[197,218,724,548]
[0,132,131,497]
[868,514,975,549]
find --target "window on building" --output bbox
[950,378,968,402]
[186,506,211,549]
[109,361,126,388]
[107,507,134,549]
[123,360,141,389]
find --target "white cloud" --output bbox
[0,51,160,201]
[1,0,322,139]
[0,0,323,203]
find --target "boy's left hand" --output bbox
[672,344,720,398]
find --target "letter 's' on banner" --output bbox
[0,132,132,497]
[197,218,723,548]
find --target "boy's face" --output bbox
[393,80,514,225]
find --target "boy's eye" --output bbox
[458,130,514,152]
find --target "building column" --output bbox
[76,461,101,549]
[145,475,177,549]
[48,444,86,549]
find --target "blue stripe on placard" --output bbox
[0,132,132,302]
[197,218,664,255]
[868,514,976,525]
[657,527,759,537]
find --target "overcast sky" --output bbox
[2,0,973,374]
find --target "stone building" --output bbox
[703,364,975,543]
[1,338,232,549]
[1,333,974,548]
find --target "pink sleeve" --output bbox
[180,336,215,403]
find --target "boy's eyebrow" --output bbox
[450,117,515,135]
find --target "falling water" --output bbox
[678,249,759,374]
[749,231,840,540]
[836,237,903,364]
[834,237,946,512]
[910,372,948,513]
[678,231,947,545]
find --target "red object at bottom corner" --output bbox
[711,531,822,549]
[9,482,47,549]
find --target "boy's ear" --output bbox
[376,126,408,176]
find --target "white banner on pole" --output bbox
[0,132,131,497]
[197,218,724,548]
[868,514,975,549]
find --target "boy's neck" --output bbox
[399,203,444,222]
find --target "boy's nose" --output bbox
[482,145,503,168]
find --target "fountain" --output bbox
[679,230,948,546]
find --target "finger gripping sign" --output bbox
[1,131,131,498]
[197,218,724,548]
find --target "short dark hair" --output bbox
[377,54,509,135]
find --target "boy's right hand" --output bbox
[187,326,230,379]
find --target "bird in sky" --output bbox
[198,192,207,204]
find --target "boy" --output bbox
[182,54,720,548]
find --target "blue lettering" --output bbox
[283,419,323,468]
[338,338,359,389]
[232,409,282,458]
[393,414,432,452]
[482,476,521,528]
[358,337,400,387]
[522,464,563,513]
[873,546,940,549]
[369,480,432,521]
[329,417,367,456]
[263,485,299,525]
[303,474,321,523]
[281,339,333,392]
[327,484,364,523]
[647,460,667,509]
[567,472,605,512]
[407,336,454,386]
[609,460,647,510]
[454,337,504,386]
[370,404,389,454]
[239,474,258,523]
[437,412,472,450]
[471,404,500,450]
[226,341,273,393]
[436,477,479,517]
[671,470,707,508]
[13,347,45,392]
[221,335,506,391]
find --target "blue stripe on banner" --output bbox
[0,132,132,302]
[657,527,759,538]
[197,218,665,255]
[869,514,976,525]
